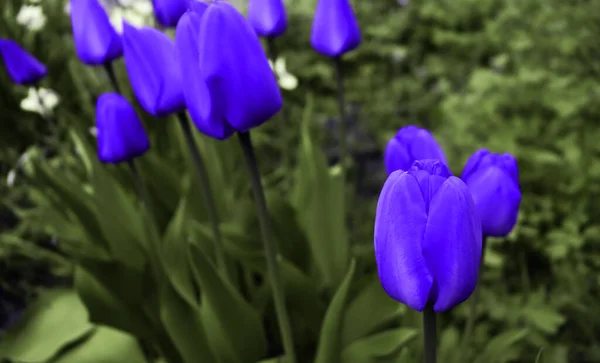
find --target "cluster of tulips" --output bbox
[0,0,522,362]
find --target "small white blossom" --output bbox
[20,88,60,116]
[16,5,47,31]
[268,57,298,91]
[105,0,153,31]
[89,127,98,137]
[6,170,16,187]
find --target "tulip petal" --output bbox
[175,9,234,140]
[466,167,521,237]
[310,0,361,57]
[123,22,185,117]
[374,171,433,311]
[423,176,482,312]
[70,0,122,65]
[461,149,490,181]
[199,2,282,132]
[152,0,188,28]
[0,39,47,85]
[248,0,288,37]
[384,137,411,175]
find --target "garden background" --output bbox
[1,0,600,362]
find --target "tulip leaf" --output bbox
[73,264,156,340]
[69,130,93,177]
[342,279,403,346]
[340,328,419,363]
[473,329,529,363]
[159,281,215,363]
[52,327,146,363]
[314,260,357,363]
[291,93,349,290]
[0,289,94,363]
[438,326,461,363]
[188,242,267,363]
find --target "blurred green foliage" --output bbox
[1,0,600,362]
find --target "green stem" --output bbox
[103,62,122,94]
[176,112,227,276]
[460,236,488,357]
[334,56,348,170]
[423,304,437,363]
[127,160,156,222]
[237,131,296,363]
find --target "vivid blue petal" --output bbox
[70,0,122,65]
[408,160,452,208]
[0,39,47,85]
[465,166,521,237]
[461,149,489,181]
[248,0,288,37]
[198,2,282,132]
[422,177,482,312]
[96,93,150,164]
[310,0,361,57]
[152,0,189,27]
[384,126,448,175]
[374,171,433,312]
[122,22,185,117]
[175,8,234,140]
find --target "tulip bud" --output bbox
[70,0,123,65]
[461,149,521,238]
[95,93,150,164]
[122,22,185,117]
[310,0,361,57]
[151,0,188,28]
[384,125,447,175]
[374,159,482,312]
[248,0,288,37]
[0,39,47,85]
[174,1,281,139]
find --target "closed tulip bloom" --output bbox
[70,0,122,65]
[384,126,447,175]
[248,0,288,37]
[461,149,521,238]
[175,1,281,139]
[311,0,361,57]
[152,0,188,28]
[95,93,150,164]
[0,39,47,85]
[122,22,185,117]
[374,159,482,312]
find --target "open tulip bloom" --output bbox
[175,1,282,140]
[374,159,482,312]
[384,125,447,176]
[0,39,47,85]
[462,149,522,238]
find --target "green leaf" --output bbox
[522,307,565,334]
[314,260,357,363]
[52,327,146,363]
[342,279,402,346]
[291,94,350,290]
[341,328,418,363]
[473,329,529,363]
[188,242,266,363]
[0,289,94,362]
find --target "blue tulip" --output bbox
[122,22,185,117]
[0,39,47,85]
[461,149,521,238]
[384,125,447,175]
[248,0,288,37]
[95,93,150,164]
[152,0,189,28]
[70,0,122,65]
[175,1,281,139]
[310,0,361,57]
[374,159,482,312]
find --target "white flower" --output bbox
[6,170,16,187]
[16,5,47,31]
[20,88,60,116]
[89,127,98,137]
[106,0,153,32]
[268,57,298,91]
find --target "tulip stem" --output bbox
[237,131,297,363]
[334,56,348,169]
[176,112,228,277]
[103,62,122,94]
[423,304,437,363]
[460,236,488,358]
